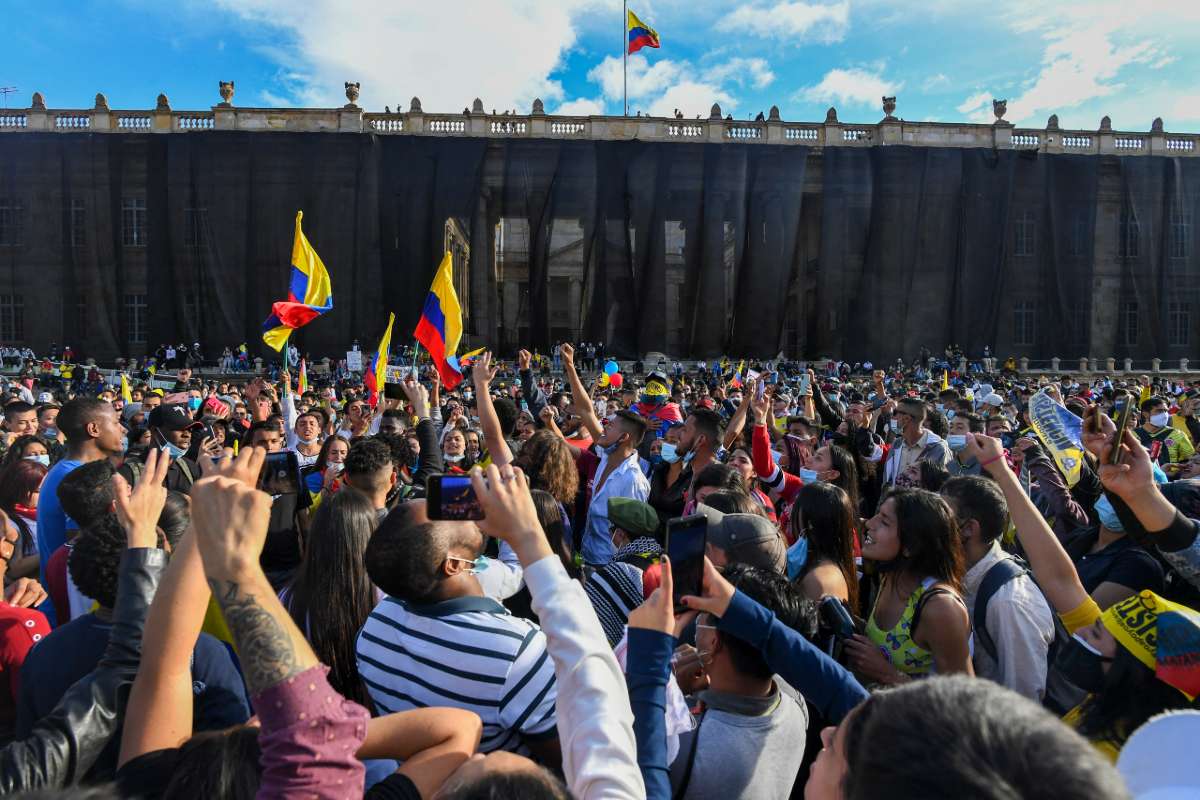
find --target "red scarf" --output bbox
[13,503,36,521]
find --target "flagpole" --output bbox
[623,0,628,117]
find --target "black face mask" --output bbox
[1057,634,1113,693]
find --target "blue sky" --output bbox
[4,0,1199,131]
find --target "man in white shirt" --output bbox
[582,410,651,566]
[941,475,1055,701]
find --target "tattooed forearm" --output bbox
[208,578,303,694]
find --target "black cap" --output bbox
[148,404,202,432]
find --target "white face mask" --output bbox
[1150,412,1170,428]
[24,453,50,467]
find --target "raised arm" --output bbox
[470,463,644,800]
[562,344,604,442]
[519,349,549,426]
[472,352,515,467]
[119,451,212,766]
[722,388,752,450]
[962,433,1090,615]
[191,447,368,797]
[402,376,444,484]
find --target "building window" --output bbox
[1013,209,1036,257]
[123,293,147,345]
[1119,208,1139,259]
[122,196,147,247]
[0,295,24,341]
[1169,301,1191,347]
[1013,301,1037,346]
[1119,300,1139,347]
[70,198,87,247]
[1170,204,1192,260]
[1068,211,1088,257]
[184,207,207,249]
[0,200,24,247]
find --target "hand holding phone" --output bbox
[427,474,485,520]
[666,514,708,612]
[1110,393,1135,465]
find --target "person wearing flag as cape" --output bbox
[632,370,682,437]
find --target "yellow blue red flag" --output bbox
[262,211,333,351]
[413,252,464,390]
[364,313,395,410]
[627,9,660,54]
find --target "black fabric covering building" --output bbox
[0,132,1196,361]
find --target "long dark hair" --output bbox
[0,434,51,469]
[791,482,860,614]
[283,489,377,707]
[314,434,351,473]
[1073,645,1192,750]
[824,444,861,514]
[531,489,577,579]
[881,488,965,592]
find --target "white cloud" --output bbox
[705,58,775,91]
[922,73,950,91]
[211,0,600,113]
[586,53,764,117]
[554,97,606,116]
[717,1,850,44]
[996,2,1180,125]
[797,67,901,108]
[956,90,992,117]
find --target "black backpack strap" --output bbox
[973,558,1029,663]
[909,586,958,639]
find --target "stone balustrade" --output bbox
[1,91,1196,155]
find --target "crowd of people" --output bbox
[0,341,1195,799]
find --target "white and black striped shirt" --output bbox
[356,594,558,753]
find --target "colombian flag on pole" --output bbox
[627,9,660,54]
[262,211,333,351]
[119,373,133,404]
[413,252,465,390]
[364,313,395,409]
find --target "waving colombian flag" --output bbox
[627,9,660,54]
[364,313,395,410]
[262,211,333,351]
[413,252,465,390]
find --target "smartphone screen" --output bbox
[259,451,302,495]
[667,514,708,611]
[427,474,484,520]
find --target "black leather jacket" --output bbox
[0,547,165,794]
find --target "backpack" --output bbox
[972,556,1070,687]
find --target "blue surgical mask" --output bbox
[43,427,58,438]
[889,419,900,434]
[947,434,968,452]
[660,442,680,464]
[24,453,49,467]
[448,555,490,575]
[799,468,820,483]
[188,396,202,411]
[119,435,129,453]
[160,440,187,460]
[786,535,810,581]
[1094,495,1123,532]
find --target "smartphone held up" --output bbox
[427,474,485,521]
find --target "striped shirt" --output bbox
[356,594,558,753]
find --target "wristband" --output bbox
[980,454,1004,468]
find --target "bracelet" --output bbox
[980,454,1005,468]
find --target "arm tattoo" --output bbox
[208,578,303,695]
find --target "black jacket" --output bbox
[0,547,165,793]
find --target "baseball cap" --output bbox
[148,404,202,432]
[695,504,786,574]
[608,497,660,541]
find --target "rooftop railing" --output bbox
[2,89,1195,156]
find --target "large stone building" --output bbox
[0,88,1197,363]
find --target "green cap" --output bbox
[607,497,660,540]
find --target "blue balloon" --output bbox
[604,360,619,375]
